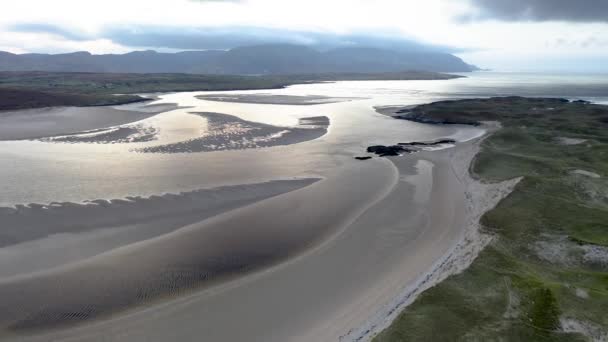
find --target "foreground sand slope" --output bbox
[0,160,396,339]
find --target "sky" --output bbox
[1,0,607,72]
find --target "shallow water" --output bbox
[5,72,604,207]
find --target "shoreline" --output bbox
[349,123,522,342]
[4,127,487,342]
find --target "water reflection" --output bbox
[2,72,607,206]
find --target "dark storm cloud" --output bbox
[102,25,458,52]
[7,23,458,52]
[467,0,608,22]
[8,23,91,41]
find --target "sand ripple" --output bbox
[137,112,329,153]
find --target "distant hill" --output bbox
[0,44,476,74]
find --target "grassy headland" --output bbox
[375,97,608,341]
[0,71,461,111]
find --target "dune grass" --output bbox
[375,97,608,341]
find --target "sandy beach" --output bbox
[1,127,516,342]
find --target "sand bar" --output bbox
[0,103,178,141]
[197,94,364,105]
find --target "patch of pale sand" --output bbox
[532,235,574,265]
[575,288,590,299]
[556,137,588,145]
[561,317,608,342]
[581,244,608,265]
[530,234,608,267]
[571,169,601,178]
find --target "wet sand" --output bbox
[0,103,177,141]
[4,134,498,342]
[0,161,395,336]
[0,179,319,278]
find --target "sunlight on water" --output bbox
[1,72,607,206]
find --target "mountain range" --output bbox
[0,44,476,75]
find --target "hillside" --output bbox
[0,44,476,75]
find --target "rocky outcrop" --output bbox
[398,139,456,147]
[366,145,416,157]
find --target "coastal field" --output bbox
[375,97,608,341]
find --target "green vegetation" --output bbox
[0,71,460,110]
[375,97,608,341]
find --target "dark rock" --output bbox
[398,139,456,147]
[366,145,415,157]
[572,100,590,104]
[355,156,372,161]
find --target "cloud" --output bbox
[7,23,458,52]
[465,0,608,22]
[8,23,92,41]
